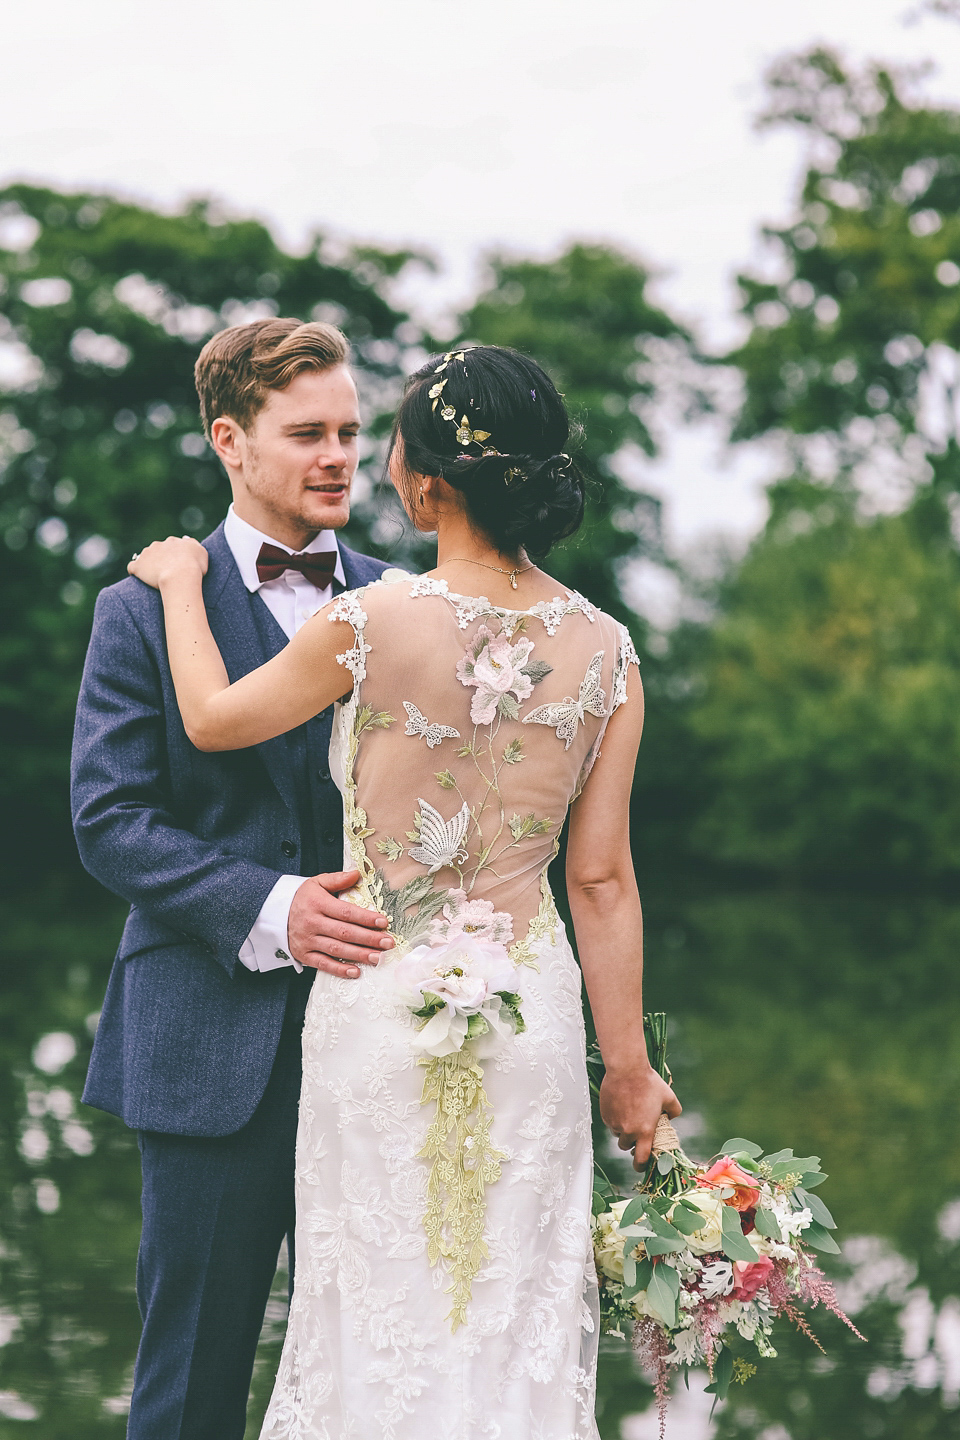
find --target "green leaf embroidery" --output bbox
[374,870,449,944]
[521,659,553,684]
[507,812,553,842]
[497,693,520,720]
[455,742,477,758]
[354,704,395,737]
[435,770,457,789]
[375,836,403,862]
[502,738,525,764]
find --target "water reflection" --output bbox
[1,883,959,1437]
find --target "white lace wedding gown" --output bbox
[260,571,639,1440]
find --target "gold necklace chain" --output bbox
[439,557,535,591]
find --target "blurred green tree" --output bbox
[692,471,960,879]
[729,47,960,461]
[688,50,960,880]
[0,184,421,882]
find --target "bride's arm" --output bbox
[128,537,355,752]
[566,663,681,1168]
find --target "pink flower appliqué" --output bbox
[428,889,515,947]
[456,625,535,726]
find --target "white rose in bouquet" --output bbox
[673,1189,727,1255]
[593,1198,632,1281]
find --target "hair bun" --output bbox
[390,346,587,559]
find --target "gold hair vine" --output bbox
[429,351,501,455]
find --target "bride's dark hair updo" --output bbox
[388,345,586,559]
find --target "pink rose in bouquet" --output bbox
[732,1256,775,1301]
[698,1156,761,1212]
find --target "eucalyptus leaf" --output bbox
[622,1255,637,1289]
[669,1206,703,1236]
[619,1197,648,1228]
[729,1153,762,1174]
[591,1191,607,1217]
[657,1151,676,1175]
[753,1206,783,1241]
[635,1257,654,1292]
[796,1188,836,1229]
[646,1212,686,1243]
[763,1149,795,1166]
[800,1170,828,1189]
[802,1219,841,1254]
[646,1262,680,1328]
[644,1235,687,1257]
[720,1137,763,1158]
[720,1204,758,1262]
[704,1345,734,1401]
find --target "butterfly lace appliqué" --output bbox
[403,702,461,749]
[522,651,607,749]
[408,798,471,874]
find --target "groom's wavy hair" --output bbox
[194,318,349,438]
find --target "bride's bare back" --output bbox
[329,572,639,959]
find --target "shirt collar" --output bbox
[224,504,346,593]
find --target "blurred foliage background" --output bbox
[3,41,960,1440]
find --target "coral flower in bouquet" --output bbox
[588,1015,864,1434]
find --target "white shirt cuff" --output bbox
[238,874,307,973]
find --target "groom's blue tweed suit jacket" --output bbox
[72,522,385,1138]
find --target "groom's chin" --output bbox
[302,492,351,531]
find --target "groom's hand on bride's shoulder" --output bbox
[288,870,394,979]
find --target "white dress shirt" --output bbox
[223,505,346,974]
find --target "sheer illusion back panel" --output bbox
[341,578,630,945]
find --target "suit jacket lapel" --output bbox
[202,525,300,818]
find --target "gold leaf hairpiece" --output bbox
[430,351,503,457]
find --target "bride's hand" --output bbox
[128,536,209,589]
[599,1065,682,1171]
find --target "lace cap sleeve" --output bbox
[328,589,370,684]
[612,622,641,710]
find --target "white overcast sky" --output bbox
[5,0,960,577]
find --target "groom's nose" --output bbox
[313,437,349,474]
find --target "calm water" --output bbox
[2,877,960,1439]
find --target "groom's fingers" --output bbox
[287,872,395,977]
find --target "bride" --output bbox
[128,344,680,1439]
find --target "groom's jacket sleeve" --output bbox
[71,585,283,978]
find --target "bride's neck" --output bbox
[434,512,521,572]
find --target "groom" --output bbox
[72,318,393,1438]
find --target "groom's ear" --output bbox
[210,415,246,475]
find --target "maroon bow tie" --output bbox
[255,543,338,587]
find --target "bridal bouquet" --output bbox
[589,1016,863,1433]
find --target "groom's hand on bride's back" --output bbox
[288,870,394,979]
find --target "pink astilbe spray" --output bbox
[632,1317,672,1440]
[766,1257,866,1345]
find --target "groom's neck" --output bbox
[230,495,323,552]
